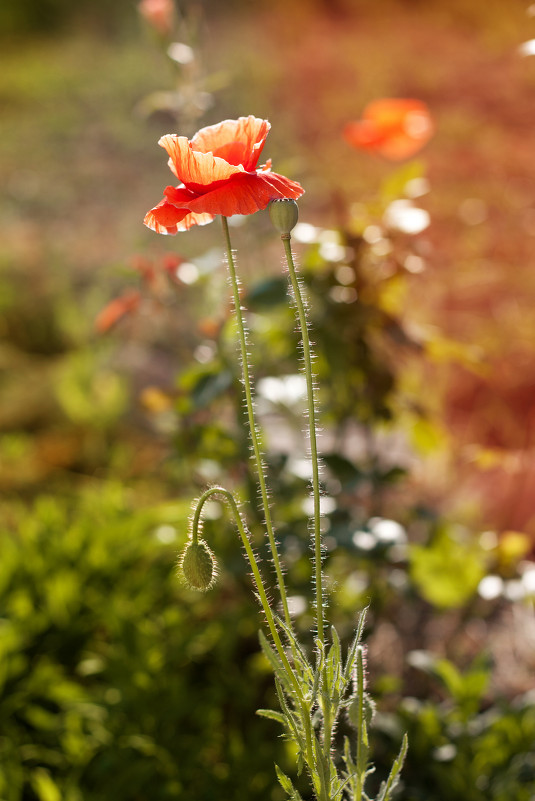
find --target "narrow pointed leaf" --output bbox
[259,630,294,696]
[378,732,408,801]
[256,708,286,725]
[344,607,368,685]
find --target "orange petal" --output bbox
[174,211,215,231]
[95,290,141,333]
[258,171,304,198]
[343,120,383,150]
[344,98,434,161]
[144,198,213,233]
[159,134,244,189]
[190,116,271,170]
[186,171,303,217]
[163,184,197,205]
[144,199,190,234]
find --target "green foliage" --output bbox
[410,527,488,608]
[0,487,291,801]
[258,615,407,801]
[55,349,129,429]
[375,659,535,801]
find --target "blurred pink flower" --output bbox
[138,0,175,36]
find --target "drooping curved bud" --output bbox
[269,199,299,236]
[180,539,217,591]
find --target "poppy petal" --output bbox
[186,171,304,217]
[144,199,189,233]
[176,211,215,230]
[258,171,304,198]
[163,184,198,205]
[144,198,213,234]
[191,116,271,170]
[159,135,243,189]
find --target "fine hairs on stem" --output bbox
[220,215,294,634]
[176,204,407,801]
[281,232,325,649]
[142,114,408,800]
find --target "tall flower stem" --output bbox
[220,215,293,633]
[281,234,324,648]
[190,486,317,776]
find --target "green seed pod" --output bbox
[269,199,299,235]
[180,539,216,591]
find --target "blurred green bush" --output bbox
[375,659,535,801]
[0,485,294,801]
[2,482,533,800]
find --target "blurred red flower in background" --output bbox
[343,99,434,160]
[95,290,141,334]
[138,0,175,36]
[144,116,304,234]
[95,253,185,333]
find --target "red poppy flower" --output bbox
[144,116,304,234]
[343,99,434,161]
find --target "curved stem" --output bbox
[190,488,305,705]
[281,234,325,647]
[220,216,293,632]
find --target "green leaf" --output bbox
[380,160,424,202]
[30,769,61,801]
[275,764,304,800]
[330,626,341,680]
[410,531,486,608]
[378,732,408,801]
[258,630,294,697]
[344,608,368,685]
[192,369,233,409]
[322,453,364,488]
[343,735,356,774]
[245,277,289,309]
[409,417,448,456]
[275,764,294,795]
[256,708,286,725]
[274,615,314,691]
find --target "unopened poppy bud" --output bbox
[269,199,299,235]
[180,539,217,591]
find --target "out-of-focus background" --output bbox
[1,1,535,799]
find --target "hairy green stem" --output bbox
[220,217,293,631]
[191,486,316,774]
[190,487,290,675]
[281,234,325,647]
[355,646,366,801]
